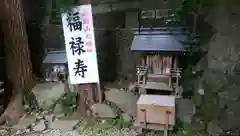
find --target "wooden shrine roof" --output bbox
[131,27,188,53]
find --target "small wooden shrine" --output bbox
[131,27,187,94]
[131,27,187,135]
[42,49,68,82]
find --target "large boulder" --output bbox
[122,113,132,122]
[207,122,223,136]
[50,120,79,131]
[192,91,203,107]
[32,83,66,109]
[104,88,138,117]
[176,98,196,124]
[33,120,46,131]
[12,116,37,130]
[91,103,116,118]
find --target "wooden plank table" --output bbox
[135,95,175,136]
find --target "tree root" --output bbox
[0,92,24,126]
[0,108,24,126]
[0,114,7,125]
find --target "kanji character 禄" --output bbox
[69,37,86,56]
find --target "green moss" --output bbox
[54,91,78,116]
[23,90,39,112]
[106,102,132,129]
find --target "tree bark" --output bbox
[77,84,100,118]
[0,0,33,125]
[76,0,104,118]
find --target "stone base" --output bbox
[32,83,66,109]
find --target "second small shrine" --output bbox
[131,27,187,94]
[131,27,188,136]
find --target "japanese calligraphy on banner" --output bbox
[61,5,99,84]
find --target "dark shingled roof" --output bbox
[131,27,188,52]
[42,50,67,64]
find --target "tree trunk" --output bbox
[0,0,33,125]
[76,0,104,118]
[77,84,101,118]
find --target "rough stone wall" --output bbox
[43,25,65,49]
[125,0,182,28]
[139,0,182,9]
[193,0,240,131]
[115,29,135,80]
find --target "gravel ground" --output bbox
[16,128,138,136]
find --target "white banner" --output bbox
[61,5,99,84]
